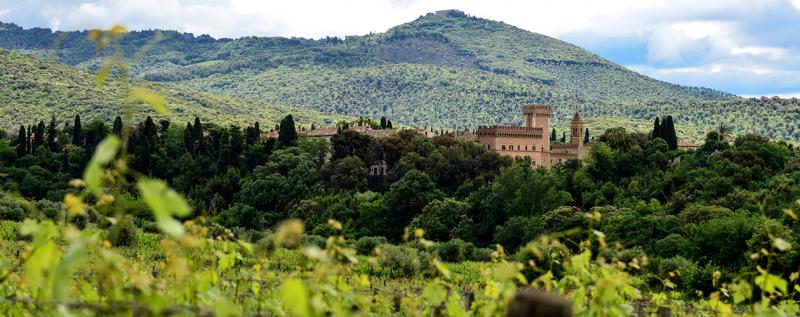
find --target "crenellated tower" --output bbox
[570,112,584,147]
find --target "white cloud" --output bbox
[0,8,9,17]
[793,0,800,10]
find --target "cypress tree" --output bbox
[72,115,82,146]
[387,120,393,129]
[47,116,58,151]
[664,116,678,150]
[584,128,590,144]
[159,120,171,135]
[112,116,123,136]
[277,115,297,147]
[33,120,45,150]
[193,117,205,153]
[380,116,387,129]
[183,121,194,154]
[550,128,557,141]
[16,125,26,157]
[26,125,32,154]
[560,132,566,143]
[652,117,661,140]
[230,125,244,159]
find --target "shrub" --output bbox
[301,234,327,248]
[493,216,543,252]
[653,233,693,258]
[378,244,420,277]
[0,196,25,221]
[0,220,17,240]
[470,247,494,262]
[434,238,475,262]
[514,240,570,280]
[541,206,585,246]
[651,256,705,292]
[107,214,137,247]
[35,199,61,220]
[354,236,387,255]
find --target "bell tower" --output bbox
[570,112,584,146]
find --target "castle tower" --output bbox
[570,112,584,146]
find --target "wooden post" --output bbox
[465,291,474,311]
[506,289,571,317]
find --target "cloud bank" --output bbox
[1,0,799,96]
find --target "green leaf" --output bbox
[132,86,167,114]
[281,278,312,317]
[137,178,191,238]
[83,135,121,195]
[755,273,788,295]
[774,238,792,252]
[423,282,447,306]
[95,59,115,86]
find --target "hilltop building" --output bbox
[476,106,590,167]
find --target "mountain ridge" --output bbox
[4,12,799,141]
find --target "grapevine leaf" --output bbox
[281,278,311,317]
[423,282,447,306]
[132,86,167,114]
[83,135,121,196]
[137,178,191,239]
[774,238,792,252]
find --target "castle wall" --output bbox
[476,106,589,168]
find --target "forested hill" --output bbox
[0,12,733,122]
[3,11,798,141]
[0,49,349,132]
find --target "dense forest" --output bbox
[1,112,799,296]
[5,12,798,142]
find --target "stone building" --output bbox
[476,106,590,168]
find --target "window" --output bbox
[525,145,528,151]
[501,145,506,150]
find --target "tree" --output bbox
[71,114,82,146]
[663,116,677,150]
[383,170,439,240]
[551,128,557,142]
[33,120,45,150]
[229,125,244,161]
[46,116,58,151]
[193,117,205,153]
[410,198,470,242]
[112,116,123,136]
[583,128,590,144]
[651,117,661,140]
[15,125,26,158]
[560,132,566,143]
[183,121,194,154]
[277,115,297,147]
[328,156,368,191]
[387,120,393,129]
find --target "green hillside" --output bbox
[1,11,799,140]
[0,49,349,132]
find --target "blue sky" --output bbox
[1,0,799,97]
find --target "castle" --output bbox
[476,106,590,168]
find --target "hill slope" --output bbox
[0,49,348,132]
[2,12,799,141]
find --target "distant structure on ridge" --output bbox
[476,105,590,168]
